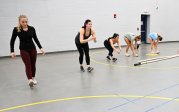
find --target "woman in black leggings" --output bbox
[75,19,96,72]
[104,33,121,61]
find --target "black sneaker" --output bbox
[80,66,85,72]
[112,58,117,62]
[106,56,111,60]
[87,67,94,72]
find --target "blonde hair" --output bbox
[17,15,28,32]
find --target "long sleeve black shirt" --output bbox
[10,26,42,52]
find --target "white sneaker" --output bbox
[125,53,130,57]
[134,54,139,57]
[156,51,160,54]
[151,51,155,54]
[33,79,37,85]
[28,79,34,87]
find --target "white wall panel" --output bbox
[0,0,179,56]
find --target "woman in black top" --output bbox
[104,33,121,62]
[10,15,45,87]
[75,19,96,72]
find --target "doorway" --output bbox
[141,15,150,43]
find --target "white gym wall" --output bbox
[0,0,179,57]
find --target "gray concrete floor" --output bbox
[0,42,179,112]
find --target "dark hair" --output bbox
[112,33,119,38]
[136,35,141,40]
[158,35,163,41]
[82,19,92,28]
[137,44,140,49]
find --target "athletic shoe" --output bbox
[80,66,85,72]
[156,51,160,54]
[112,58,117,62]
[33,79,37,85]
[28,79,34,87]
[151,51,155,54]
[87,67,94,72]
[125,53,130,57]
[134,54,139,57]
[106,56,111,60]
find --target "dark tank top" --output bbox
[75,28,92,44]
[108,37,113,42]
[106,37,113,43]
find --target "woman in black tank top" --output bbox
[104,33,121,61]
[75,19,97,72]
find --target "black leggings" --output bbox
[75,43,90,65]
[104,40,113,57]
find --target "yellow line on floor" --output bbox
[90,51,179,70]
[0,94,179,112]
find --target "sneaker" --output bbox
[33,79,37,85]
[112,58,117,62]
[151,51,155,54]
[28,79,34,87]
[80,66,85,72]
[125,53,130,57]
[134,54,139,57]
[106,56,111,60]
[87,67,94,72]
[156,51,160,54]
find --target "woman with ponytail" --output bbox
[10,15,45,87]
[75,19,96,72]
[104,33,121,61]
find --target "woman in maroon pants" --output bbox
[10,15,45,87]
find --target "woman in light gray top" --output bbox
[124,32,141,57]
